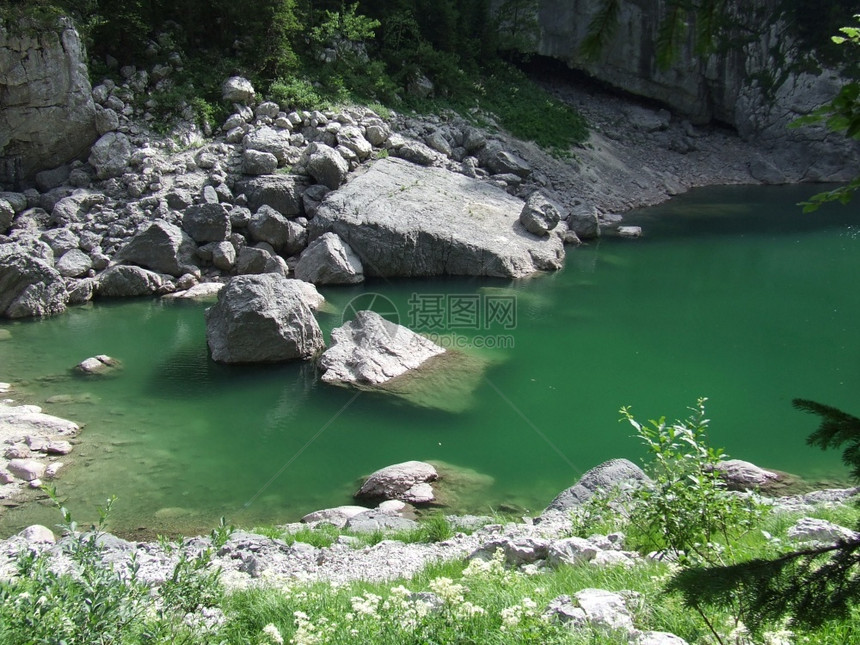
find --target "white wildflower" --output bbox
[457,601,486,618]
[428,576,466,604]
[350,592,382,616]
[262,623,284,645]
[501,606,521,627]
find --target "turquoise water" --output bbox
[1,184,858,537]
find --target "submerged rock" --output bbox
[205,274,323,363]
[319,310,445,386]
[75,354,122,376]
[311,157,564,278]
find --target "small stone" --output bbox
[46,441,73,455]
[7,459,46,481]
[45,462,64,479]
[618,226,642,238]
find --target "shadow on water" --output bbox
[620,184,857,239]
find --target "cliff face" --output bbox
[527,0,859,182]
[0,16,97,185]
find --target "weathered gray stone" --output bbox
[49,192,103,227]
[471,536,551,565]
[55,249,93,277]
[182,203,231,243]
[311,157,564,278]
[574,588,634,631]
[0,404,79,436]
[480,142,531,177]
[543,459,650,514]
[75,354,121,375]
[212,241,237,271]
[88,132,132,179]
[242,149,278,175]
[355,461,438,503]
[95,265,163,297]
[236,175,308,216]
[0,247,68,318]
[94,105,119,135]
[787,517,860,544]
[519,192,563,236]
[248,205,306,254]
[18,525,56,544]
[235,246,288,277]
[388,135,440,166]
[205,274,323,363]
[35,165,71,191]
[41,227,80,256]
[66,277,95,304]
[294,232,363,284]
[710,459,778,491]
[114,220,197,277]
[424,131,453,157]
[222,76,255,104]
[0,17,97,182]
[243,126,293,165]
[617,226,642,238]
[0,199,13,233]
[547,537,599,567]
[336,126,373,161]
[301,505,369,529]
[302,184,330,218]
[320,311,445,386]
[345,510,419,533]
[7,459,46,482]
[568,202,601,240]
[305,143,349,190]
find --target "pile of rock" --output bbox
[0,63,588,318]
[0,400,79,495]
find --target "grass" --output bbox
[253,512,457,550]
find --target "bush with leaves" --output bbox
[620,398,763,567]
[666,397,860,638]
[0,487,224,644]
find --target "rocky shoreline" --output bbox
[0,456,857,645]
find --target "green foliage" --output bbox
[0,487,223,645]
[796,398,860,480]
[790,15,860,211]
[268,77,325,110]
[310,2,380,45]
[620,399,762,565]
[665,397,860,637]
[579,0,621,62]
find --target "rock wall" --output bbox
[0,16,97,186]
[524,0,859,181]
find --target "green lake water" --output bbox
[1,183,858,538]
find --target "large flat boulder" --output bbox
[205,274,324,363]
[311,157,564,278]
